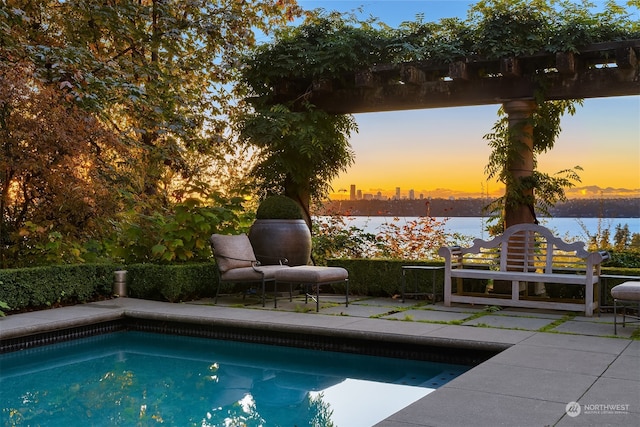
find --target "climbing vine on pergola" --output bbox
[236,0,640,231]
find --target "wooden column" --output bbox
[502,100,538,229]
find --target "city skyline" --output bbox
[341,181,640,202]
[296,1,640,201]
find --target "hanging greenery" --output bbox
[241,0,639,95]
[237,102,356,226]
[483,99,584,234]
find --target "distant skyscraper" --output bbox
[395,187,401,200]
[357,189,362,200]
[409,189,415,200]
[350,184,356,200]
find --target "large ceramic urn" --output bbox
[248,196,312,266]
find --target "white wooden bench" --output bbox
[438,223,609,316]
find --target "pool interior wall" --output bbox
[0,318,499,366]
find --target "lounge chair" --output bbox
[209,233,290,307]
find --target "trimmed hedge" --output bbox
[327,259,445,297]
[125,263,217,302]
[0,264,114,311]
[0,263,218,313]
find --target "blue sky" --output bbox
[295,1,640,199]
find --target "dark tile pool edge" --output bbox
[1,314,505,366]
[1,320,126,353]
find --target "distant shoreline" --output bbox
[315,197,640,218]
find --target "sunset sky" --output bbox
[297,1,640,199]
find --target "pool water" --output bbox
[0,332,468,426]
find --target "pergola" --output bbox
[266,39,640,227]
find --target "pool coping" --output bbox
[1,297,638,426]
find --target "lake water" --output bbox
[330,216,639,243]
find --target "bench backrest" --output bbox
[445,223,608,275]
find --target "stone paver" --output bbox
[462,314,555,330]
[377,387,568,427]
[487,344,619,375]
[554,319,635,338]
[383,309,472,323]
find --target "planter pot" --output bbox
[249,219,312,266]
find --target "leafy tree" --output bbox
[0,60,122,267]
[1,0,301,266]
[613,223,631,250]
[238,103,356,227]
[238,10,375,227]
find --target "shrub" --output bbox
[255,195,304,219]
[0,264,113,311]
[327,259,445,297]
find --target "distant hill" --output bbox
[316,198,640,218]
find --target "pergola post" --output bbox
[502,100,538,229]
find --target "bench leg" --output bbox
[443,275,452,307]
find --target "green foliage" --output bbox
[242,1,639,96]
[107,185,252,264]
[0,299,10,317]
[606,250,640,269]
[256,195,304,219]
[241,11,392,96]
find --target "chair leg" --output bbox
[273,281,278,309]
[215,280,221,305]
[345,279,349,307]
[614,298,618,335]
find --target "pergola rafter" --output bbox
[265,40,640,113]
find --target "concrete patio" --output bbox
[1,293,638,426]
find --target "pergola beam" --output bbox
[302,67,639,113]
[262,40,640,114]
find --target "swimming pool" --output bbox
[1,331,468,426]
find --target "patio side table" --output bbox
[401,265,444,304]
